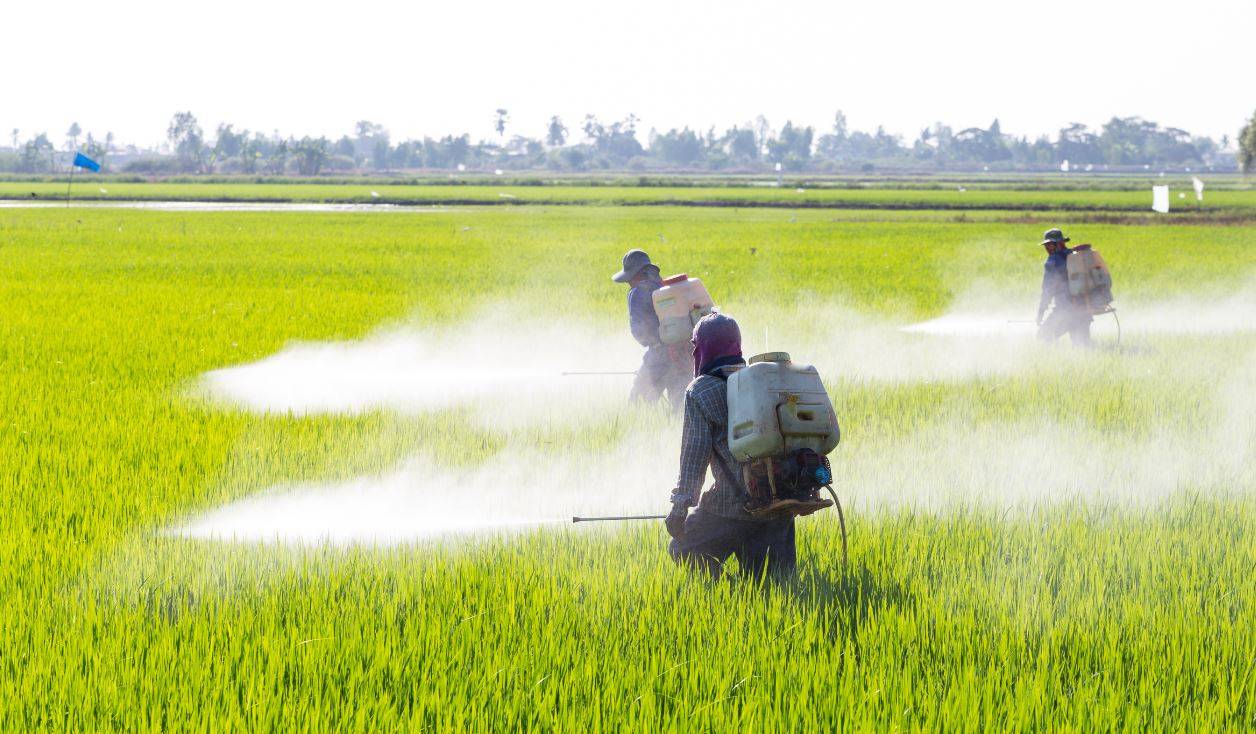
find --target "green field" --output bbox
[1,200,1253,729]
[4,177,1256,213]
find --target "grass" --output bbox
[3,179,1256,213]
[0,203,1252,729]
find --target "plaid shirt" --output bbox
[671,368,751,518]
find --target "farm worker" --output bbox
[1036,228,1092,347]
[612,249,693,410]
[665,313,796,580]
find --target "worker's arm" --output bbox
[671,391,711,508]
[628,287,662,347]
[1037,265,1053,323]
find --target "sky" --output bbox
[2,0,1252,149]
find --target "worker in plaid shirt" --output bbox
[666,312,796,579]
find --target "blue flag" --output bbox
[72,152,101,172]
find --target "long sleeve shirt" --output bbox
[671,368,751,518]
[627,274,664,348]
[1038,248,1073,316]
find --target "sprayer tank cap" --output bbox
[749,352,790,365]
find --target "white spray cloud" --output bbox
[176,352,1254,545]
[899,283,1256,339]
[178,299,1255,545]
[198,314,645,428]
[175,427,678,544]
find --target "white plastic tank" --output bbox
[726,352,839,462]
[652,274,714,345]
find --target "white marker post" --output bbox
[1152,185,1170,214]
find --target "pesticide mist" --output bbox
[178,299,1256,545]
[901,283,1256,338]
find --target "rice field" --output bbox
[3,178,1256,213]
[0,200,1252,729]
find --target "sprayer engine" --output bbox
[743,448,832,511]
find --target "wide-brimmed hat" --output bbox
[1041,228,1070,245]
[611,249,652,283]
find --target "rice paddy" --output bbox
[0,193,1252,729]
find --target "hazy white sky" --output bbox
[2,0,1251,148]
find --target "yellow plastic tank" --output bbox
[652,274,714,345]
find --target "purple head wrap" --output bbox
[691,312,742,377]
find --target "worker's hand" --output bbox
[665,503,689,540]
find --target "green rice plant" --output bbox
[4,179,1256,212]
[0,205,1251,730]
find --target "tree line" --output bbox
[5,108,1255,175]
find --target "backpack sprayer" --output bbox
[571,352,849,566]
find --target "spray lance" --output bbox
[570,454,849,567]
[572,514,665,522]
[570,487,848,567]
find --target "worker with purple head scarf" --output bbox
[665,312,796,580]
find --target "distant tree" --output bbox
[872,126,902,158]
[816,111,850,160]
[650,128,703,166]
[951,120,1010,163]
[372,138,391,171]
[167,112,205,172]
[333,136,355,159]
[390,140,423,168]
[911,128,934,160]
[494,108,509,138]
[238,136,260,174]
[831,110,848,140]
[19,133,54,173]
[727,126,758,163]
[213,124,245,160]
[265,138,288,174]
[10,129,17,150]
[558,146,586,170]
[292,136,330,175]
[581,114,643,161]
[1056,122,1101,164]
[546,116,567,147]
[581,114,602,143]
[353,121,388,166]
[448,134,471,166]
[753,116,771,157]
[1240,110,1256,174]
[766,121,813,169]
[66,122,81,152]
[354,120,386,140]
